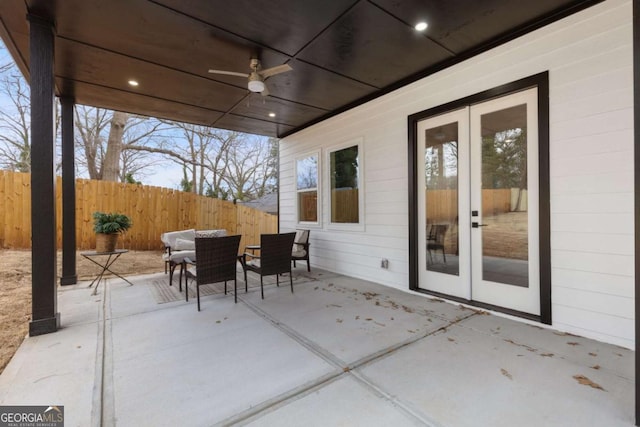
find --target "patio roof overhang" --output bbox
[0,0,604,138]
[1,1,640,425]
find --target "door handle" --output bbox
[472,222,488,228]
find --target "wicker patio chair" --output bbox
[291,229,311,272]
[242,232,296,299]
[427,224,448,264]
[183,235,241,310]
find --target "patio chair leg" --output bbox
[224,280,227,295]
[197,283,200,311]
[276,274,279,287]
[234,279,237,303]
[185,278,189,302]
[290,271,293,293]
[244,270,248,292]
[260,276,264,299]
[306,260,310,272]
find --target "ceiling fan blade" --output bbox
[208,69,249,78]
[259,63,292,78]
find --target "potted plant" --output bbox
[93,211,132,253]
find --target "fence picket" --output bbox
[0,171,277,251]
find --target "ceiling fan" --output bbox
[208,58,292,96]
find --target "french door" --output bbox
[417,88,540,316]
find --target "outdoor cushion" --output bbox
[293,229,309,254]
[196,229,227,238]
[174,238,195,250]
[161,229,195,248]
[247,259,261,268]
[292,248,307,258]
[169,250,196,264]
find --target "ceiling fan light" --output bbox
[248,80,265,92]
[248,72,265,92]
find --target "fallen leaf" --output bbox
[573,374,605,391]
[336,319,343,323]
[591,365,601,370]
[365,318,372,321]
[588,352,597,357]
[567,342,580,346]
[540,353,554,357]
[501,368,513,380]
[447,337,455,342]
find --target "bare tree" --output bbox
[74,105,110,179]
[223,135,277,201]
[74,106,167,182]
[0,71,30,172]
[102,111,128,181]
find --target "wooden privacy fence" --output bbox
[0,171,277,251]
[425,189,514,223]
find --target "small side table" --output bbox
[80,249,135,295]
[245,244,260,254]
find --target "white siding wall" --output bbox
[280,0,634,348]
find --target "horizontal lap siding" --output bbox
[280,0,633,347]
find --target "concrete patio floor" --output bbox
[0,267,635,426]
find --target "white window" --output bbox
[327,138,364,230]
[295,152,320,225]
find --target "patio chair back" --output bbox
[259,232,296,276]
[291,229,311,271]
[194,235,241,286]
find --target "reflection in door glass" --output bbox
[425,122,459,276]
[480,104,529,287]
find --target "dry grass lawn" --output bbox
[0,249,164,374]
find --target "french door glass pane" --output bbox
[425,122,459,275]
[480,104,529,287]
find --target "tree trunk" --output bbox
[103,111,128,181]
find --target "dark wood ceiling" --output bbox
[0,0,602,138]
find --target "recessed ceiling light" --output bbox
[415,22,428,32]
[268,112,276,118]
[128,80,139,87]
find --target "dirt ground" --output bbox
[0,249,164,374]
